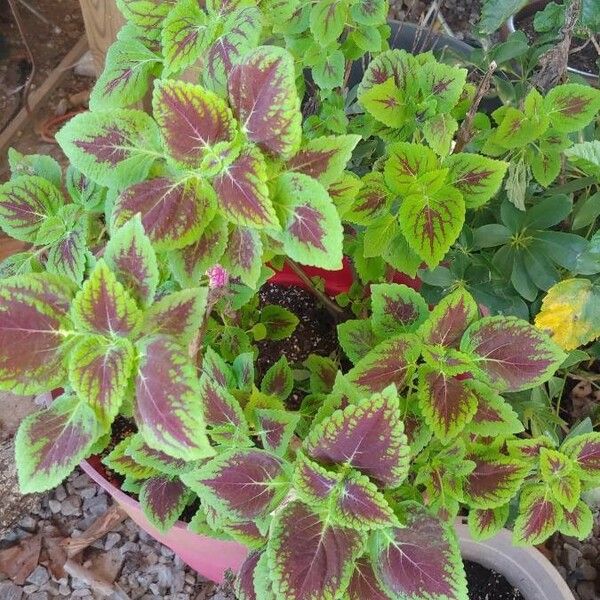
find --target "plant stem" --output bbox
[285,259,345,319]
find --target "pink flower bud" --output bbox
[206,264,229,289]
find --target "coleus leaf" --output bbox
[309,0,347,46]
[69,335,134,430]
[202,345,236,388]
[104,215,159,307]
[135,335,214,460]
[46,225,87,286]
[561,432,600,482]
[351,0,386,25]
[221,226,263,288]
[127,433,192,476]
[0,176,62,242]
[507,437,556,462]
[267,500,365,600]
[304,385,410,487]
[212,149,279,229]
[371,283,428,338]
[513,485,563,546]
[357,49,418,99]
[423,113,458,157]
[565,140,600,179]
[270,172,343,269]
[443,153,508,209]
[115,0,174,39]
[261,355,294,400]
[236,551,262,600]
[255,408,300,456]
[0,273,74,394]
[384,142,439,195]
[346,334,420,394]
[418,366,478,441]
[8,148,62,187]
[113,177,214,251]
[16,394,100,493]
[463,446,529,508]
[343,172,391,226]
[543,84,600,134]
[465,379,524,437]
[304,354,337,394]
[143,288,208,344]
[103,436,159,479]
[539,448,580,511]
[337,319,378,364]
[56,109,161,189]
[169,216,228,287]
[204,6,263,97]
[399,183,465,268]
[418,61,467,112]
[370,503,467,600]
[89,38,160,110]
[293,451,340,504]
[286,135,361,187]
[260,305,299,341]
[460,316,566,392]
[153,79,236,169]
[72,260,142,336]
[559,501,594,540]
[66,165,106,211]
[313,372,362,427]
[224,519,266,551]
[359,76,407,128]
[419,288,478,348]
[233,353,256,390]
[162,0,213,76]
[229,45,301,160]
[181,448,290,522]
[467,504,510,541]
[346,557,389,600]
[139,476,192,533]
[312,50,345,91]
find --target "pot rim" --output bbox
[505,0,597,80]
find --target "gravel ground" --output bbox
[0,469,236,600]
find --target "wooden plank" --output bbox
[0,36,89,156]
[78,0,124,73]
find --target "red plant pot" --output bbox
[80,261,420,581]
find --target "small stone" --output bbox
[582,543,598,559]
[0,581,22,600]
[27,565,50,587]
[18,515,37,532]
[576,581,598,600]
[48,499,62,514]
[83,494,107,518]
[160,545,174,558]
[79,486,97,499]
[23,584,39,594]
[61,496,82,516]
[564,543,582,571]
[28,592,49,600]
[105,532,121,550]
[579,563,597,581]
[71,590,92,598]
[71,473,90,488]
[121,541,139,555]
[185,574,195,585]
[54,485,67,502]
[58,583,71,596]
[171,571,185,593]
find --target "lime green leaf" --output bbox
[468,505,510,541]
[543,84,600,134]
[513,484,563,545]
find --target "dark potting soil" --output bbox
[465,560,525,600]
[518,13,599,75]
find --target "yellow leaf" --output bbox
[535,279,600,351]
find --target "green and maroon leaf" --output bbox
[513,485,563,546]
[143,288,208,344]
[561,432,600,482]
[305,385,410,487]
[460,316,566,392]
[153,79,236,168]
[127,433,191,476]
[236,551,262,600]
[270,172,343,269]
[72,260,141,336]
[261,355,294,400]
[423,114,458,157]
[169,216,228,287]
[463,447,529,508]
[418,366,478,441]
[544,84,600,133]
[309,0,347,46]
[371,283,428,338]
[346,333,420,394]
[103,436,159,479]
[370,503,467,600]
[357,49,418,102]
[337,319,377,364]
[559,501,594,540]
[104,214,159,307]
[418,61,467,112]
[383,142,439,195]
[221,226,263,288]
[55,109,161,189]
[293,452,340,504]
[346,557,389,600]
[304,354,337,395]
[204,7,263,97]
[267,501,365,600]
[202,345,235,388]
[115,0,175,39]
[286,135,361,187]
[0,176,62,242]
[46,225,87,285]
[343,172,391,226]
[444,153,508,209]
[213,149,278,229]
[140,476,192,532]
[181,449,290,522]
[113,177,215,251]
[69,335,134,430]
[16,394,100,493]
[507,437,555,462]
[198,373,248,437]
[465,380,524,436]
[228,46,301,160]
[255,408,300,456]
[135,335,214,460]
[467,504,509,541]
[351,0,386,24]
